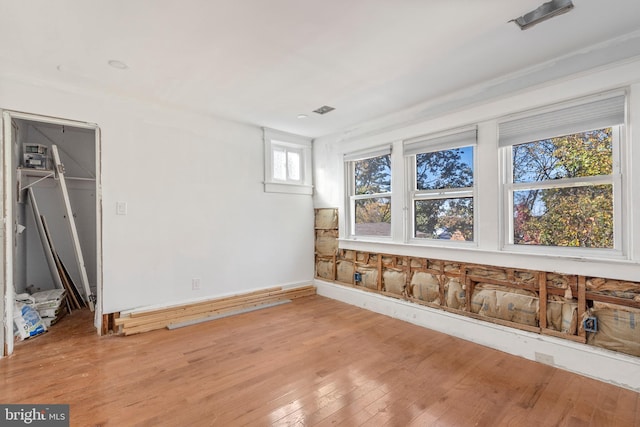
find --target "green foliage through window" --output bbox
[512,128,614,248]
[416,147,473,190]
[352,154,391,236]
[415,198,473,240]
[414,146,474,241]
[355,155,391,194]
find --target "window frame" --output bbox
[344,146,393,239]
[404,128,477,245]
[263,128,312,195]
[499,92,627,259]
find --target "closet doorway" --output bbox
[1,111,102,356]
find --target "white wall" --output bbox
[1,74,315,314]
[313,58,640,281]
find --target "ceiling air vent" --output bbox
[313,105,335,115]
[511,0,574,30]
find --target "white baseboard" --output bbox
[315,279,640,392]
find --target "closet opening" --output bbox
[1,111,102,357]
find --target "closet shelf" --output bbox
[17,167,95,182]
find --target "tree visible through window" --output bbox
[413,146,474,240]
[352,154,391,236]
[512,128,614,248]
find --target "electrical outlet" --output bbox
[116,201,128,215]
[534,352,554,366]
[583,316,598,332]
[192,278,201,291]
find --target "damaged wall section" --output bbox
[314,208,640,358]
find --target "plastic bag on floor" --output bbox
[13,301,47,340]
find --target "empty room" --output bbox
[1,1,639,426]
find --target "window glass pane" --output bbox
[513,185,613,248]
[513,128,612,183]
[414,198,473,240]
[355,155,391,195]
[416,146,473,190]
[355,197,391,236]
[273,149,286,181]
[287,151,301,181]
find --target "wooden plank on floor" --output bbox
[123,297,296,335]
[55,251,86,309]
[118,286,313,326]
[117,286,316,335]
[125,286,283,318]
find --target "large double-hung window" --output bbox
[499,92,625,256]
[405,128,476,242]
[345,146,392,237]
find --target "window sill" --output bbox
[264,181,313,195]
[500,243,627,262]
[337,238,640,280]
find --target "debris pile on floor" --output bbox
[31,289,68,328]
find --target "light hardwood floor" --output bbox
[2,295,638,426]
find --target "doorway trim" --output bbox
[1,110,103,357]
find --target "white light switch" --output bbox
[116,201,128,215]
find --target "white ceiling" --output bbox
[1,0,640,138]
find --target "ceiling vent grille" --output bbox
[512,0,574,30]
[313,105,335,115]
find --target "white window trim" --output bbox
[404,127,477,245]
[264,128,312,195]
[499,92,627,259]
[344,145,393,240]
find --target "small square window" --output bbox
[272,145,303,183]
[264,128,312,195]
